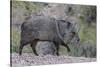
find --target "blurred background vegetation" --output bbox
[11,1,96,58]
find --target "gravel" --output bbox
[11,53,96,67]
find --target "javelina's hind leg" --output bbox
[19,43,24,55]
[19,45,23,55]
[19,41,29,55]
[31,39,38,56]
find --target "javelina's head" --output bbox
[58,18,80,45]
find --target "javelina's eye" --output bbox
[71,32,76,37]
[67,21,71,28]
[72,32,75,35]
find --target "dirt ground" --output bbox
[11,53,96,67]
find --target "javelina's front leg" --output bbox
[31,39,38,56]
[62,43,70,52]
[56,45,59,56]
[54,42,59,56]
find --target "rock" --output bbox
[36,41,56,56]
[79,41,96,58]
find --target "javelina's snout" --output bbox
[76,37,80,44]
[77,38,80,42]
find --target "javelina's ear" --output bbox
[67,21,71,28]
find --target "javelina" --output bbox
[19,15,80,56]
[36,41,56,56]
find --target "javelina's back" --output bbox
[21,16,59,45]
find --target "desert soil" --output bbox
[11,53,96,67]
